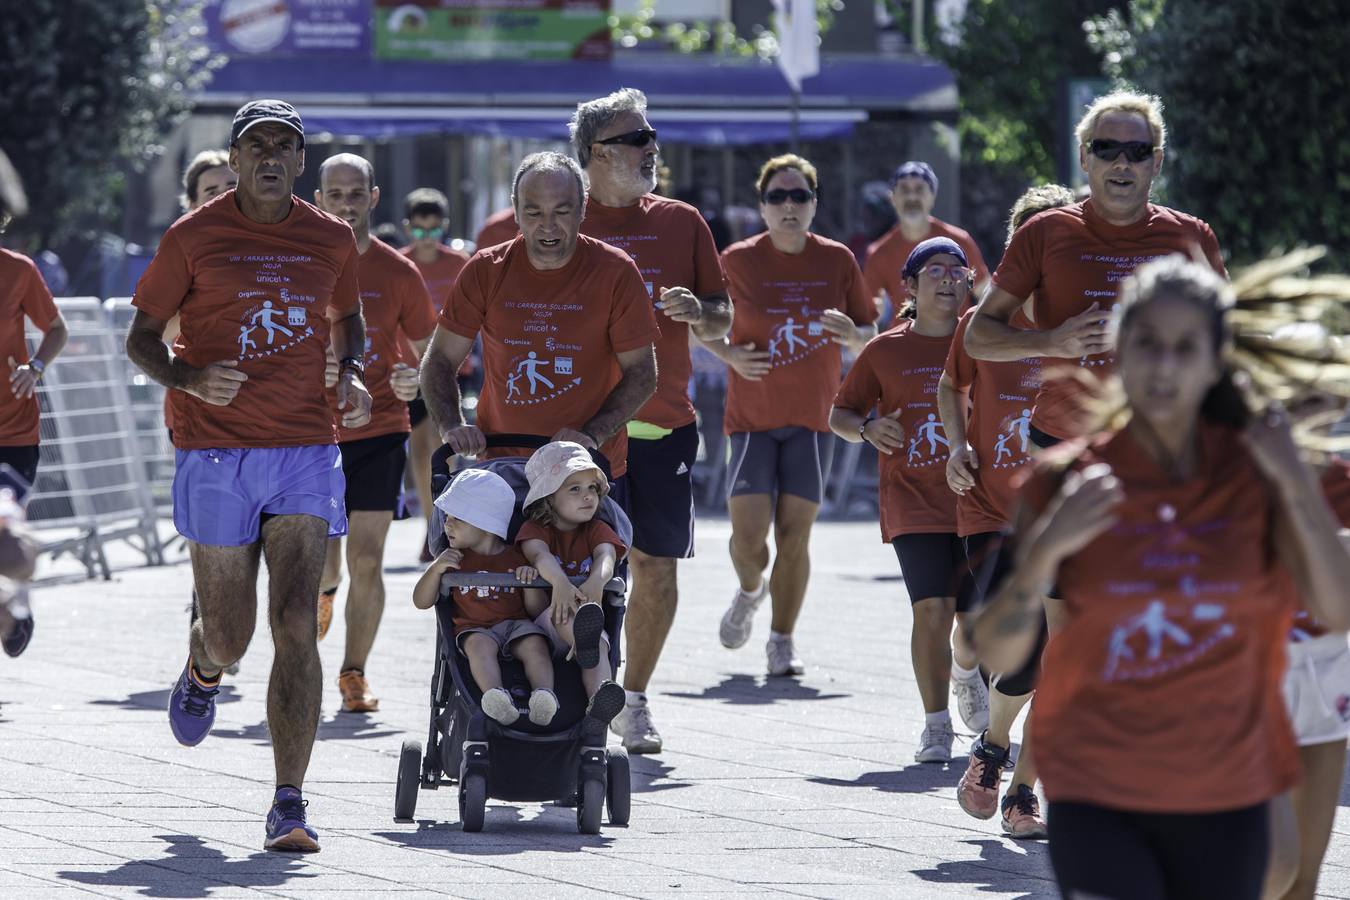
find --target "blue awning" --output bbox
[196,53,954,145]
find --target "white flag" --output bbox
[772,0,820,93]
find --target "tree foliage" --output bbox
[609,0,840,59]
[921,0,1117,260]
[0,1,220,249]
[1090,0,1349,268]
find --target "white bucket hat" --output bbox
[433,468,516,540]
[523,441,607,510]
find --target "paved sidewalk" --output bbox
[3,518,1349,898]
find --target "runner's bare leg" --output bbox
[189,542,263,676]
[341,510,394,671]
[768,493,819,634]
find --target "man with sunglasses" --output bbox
[965,90,1226,448]
[863,160,988,326]
[401,188,472,561]
[568,88,731,755]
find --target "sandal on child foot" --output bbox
[572,602,604,669]
[528,688,559,726]
[481,687,520,725]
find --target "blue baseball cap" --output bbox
[903,237,968,279]
[889,160,938,195]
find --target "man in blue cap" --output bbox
[862,160,988,327]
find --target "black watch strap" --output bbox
[859,415,874,439]
[339,356,365,378]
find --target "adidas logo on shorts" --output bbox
[676,462,689,475]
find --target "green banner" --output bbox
[374,1,611,61]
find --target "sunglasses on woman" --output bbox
[763,188,815,205]
[595,128,658,148]
[1087,139,1155,163]
[408,226,444,240]
[917,263,971,281]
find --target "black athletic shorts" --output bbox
[338,431,408,514]
[891,533,971,610]
[964,530,1046,697]
[726,427,835,505]
[626,422,698,559]
[1028,425,1061,450]
[1048,801,1269,900]
[408,396,428,429]
[0,445,39,488]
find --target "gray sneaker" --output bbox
[914,719,955,763]
[766,635,805,677]
[951,671,990,733]
[611,697,662,754]
[719,583,767,649]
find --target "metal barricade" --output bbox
[103,298,176,521]
[26,298,163,578]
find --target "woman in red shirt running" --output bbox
[974,254,1350,899]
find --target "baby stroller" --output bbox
[394,434,632,834]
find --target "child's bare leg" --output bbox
[462,633,503,691]
[512,635,554,693]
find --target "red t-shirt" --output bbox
[581,195,725,429]
[1288,460,1350,641]
[1021,423,1297,813]
[863,217,988,311]
[439,235,659,478]
[331,238,436,441]
[943,309,1041,536]
[516,518,628,577]
[133,191,360,449]
[475,208,518,250]
[0,250,60,446]
[992,200,1226,441]
[722,232,876,434]
[450,544,531,634]
[401,243,469,317]
[833,321,957,540]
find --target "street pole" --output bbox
[790,87,801,152]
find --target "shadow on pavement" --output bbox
[665,673,848,705]
[56,834,316,897]
[807,763,965,794]
[911,837,1055,898]
[91,685,242,711]
[628,757,690,795]
[208,713,399,745]
[372,809,615,854]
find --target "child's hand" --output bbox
[514,565,539,585]
[550,582,585,627]
[435,548,463,570]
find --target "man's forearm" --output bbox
[127,328,185,390]
[583,364,656,443]
[690,293,732,341]
[420,348,466,436]
[966,313,1056,362]
[330,311,366,362]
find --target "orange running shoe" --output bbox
[337,668,379,713]
[1001,784,1049,839]
[316,587,337,640]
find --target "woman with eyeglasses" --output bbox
[706,153,877,677]
[971,254,1350,899]
[829,238,984,765]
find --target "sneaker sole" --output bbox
[586,683,626,725]
[1001,820,1048,840]
[341,698,379,713]
[957,789,1000,820]
[264,828,320,853]
[625,737,662,754]
[529,692,558,726]
[914,749,952,764]
[572,602,604,669]
[481,690,520,725]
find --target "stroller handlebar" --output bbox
[439,572,627,606]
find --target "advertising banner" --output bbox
[206,0,372,57]
[374,1,611,61]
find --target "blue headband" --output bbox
[889,160,938,195]
[903,237,968,279]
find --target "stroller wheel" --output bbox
[460,773,487,832]
[605,747,631,826]
[577,777,604,835]
[394,740,422,820]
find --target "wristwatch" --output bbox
[338,356,365,380]
[28,358,45,378]
[859,415,874,440]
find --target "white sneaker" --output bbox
[528,689,558,726]
[611,697,662,754]
[914,720,955,763]
[951,671,990,733]
[766,635,805,677]
[480,687,520,725]
[720,582,767,649]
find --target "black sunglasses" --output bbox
[1087,139,1155,163]
[595,128,657,148]
[763,188,815,205]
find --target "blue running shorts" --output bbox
[173,444,347,546]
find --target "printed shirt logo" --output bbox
[904,413,950,468]
[501,297,588,407]
[1102,597,1235,682]
[991,408,1033,469]
[505,350,581,405]
[460,574,518,601]
[230,256,320,360]
[767,314,830,367]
